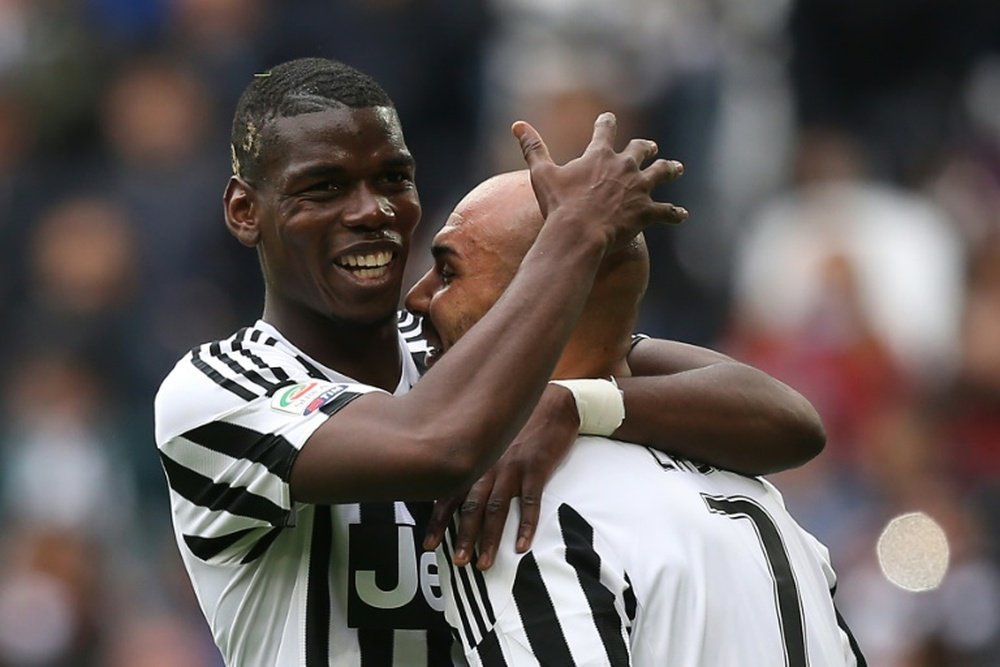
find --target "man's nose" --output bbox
[342,184,394,229]
[404,270,434,315]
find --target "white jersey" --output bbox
[154,313,459,667]
[439,437,866,666]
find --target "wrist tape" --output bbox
[549,378,625,436]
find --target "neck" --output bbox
[262,298,402,391]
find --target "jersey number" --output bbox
[702,494,807,667]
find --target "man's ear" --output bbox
[224,176,261,247]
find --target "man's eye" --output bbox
[304,181,344,196]
[439,267,455,285]
[383,172,414,187]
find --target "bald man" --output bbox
[405,171,866,666]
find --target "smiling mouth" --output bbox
[334,250,395,280]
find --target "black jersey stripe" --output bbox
[160,453,289,525]
[181,422,299,480]
[440,530,477,648]
[234,330,291,384]
[446,523,490,639]
[183,528,256,561]
[249,328,263,343]
[318,391,364,417]
[623,572,637,628]
[475,630,509,667]
[832,594,867,667]
[512,552,575,665]
[296,355,329,380]
[241,526,285,564]
[306,505,333,667]
[356,503,395,667]
[558,504,629,667]
[469,554,497,625]
[399,316,421,336]
[209,340,281,393]
[190,346,259,401]
[426,621,455,666]
[357,627,393,667]
[628,333,649,352]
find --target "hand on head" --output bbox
[512,112,687,254]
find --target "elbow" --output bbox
[408,426,498,497]
[784,401,827,467]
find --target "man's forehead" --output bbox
[270,105,405,150]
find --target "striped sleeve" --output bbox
[440,503,633,667]
[156,354,381,564]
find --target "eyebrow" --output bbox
[286,154,416,184]
[431,243,458,262]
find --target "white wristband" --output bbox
[549,378,625,436]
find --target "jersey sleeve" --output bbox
[156,370,383,565]
[439,501,634,667]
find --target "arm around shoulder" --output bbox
[615,337,825,475]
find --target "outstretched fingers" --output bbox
[622,138,659,167]
[585,112,619,153]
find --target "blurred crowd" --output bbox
[0,1,998,665]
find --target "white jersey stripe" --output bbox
[231,328,291,384]
[190,344,260,401]
[208,339,283,394]
[441,530,480,649]
[511,553,576,664]
[179,421,299,479]
[161,438,291,512]
[557,504,630,666]
[160,453,289,526]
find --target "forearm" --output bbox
[613,363,825,475]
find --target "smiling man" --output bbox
[154,58,824,667]
[406,170,866,666]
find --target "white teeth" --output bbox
[337,251,393,268]
[354,266,390,279]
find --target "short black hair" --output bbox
[230,58,394,182]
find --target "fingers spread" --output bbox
[586,112,618,152]
[623,138,659,167]
[647,201,689,225]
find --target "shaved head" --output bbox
[434,170,650,378]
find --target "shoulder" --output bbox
[153,326,311,445]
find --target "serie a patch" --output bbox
[270,381,350,416]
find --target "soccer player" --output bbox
[407,170,867,666]
[155,58,823,666]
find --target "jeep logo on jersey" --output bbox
[270,381,349,416]
[348,522,445,629]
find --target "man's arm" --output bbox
[427,338,824,569]
[290,115,687,504]
[616,336,825,474]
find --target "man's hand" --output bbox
[423,384,580,569]
[513,112,687,253]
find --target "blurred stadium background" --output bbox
[0,1,997,665]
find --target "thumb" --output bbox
[512,120,553,168]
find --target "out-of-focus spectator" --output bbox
[7,195,145,398]
[0,350,137,539]
[482,0,728,342]
[99,57,257,391]
[788,0,1000,186]
[728,131,965,460]
[0,529,104,666]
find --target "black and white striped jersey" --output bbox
[154,313,458,667]
[439,437,866,667]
